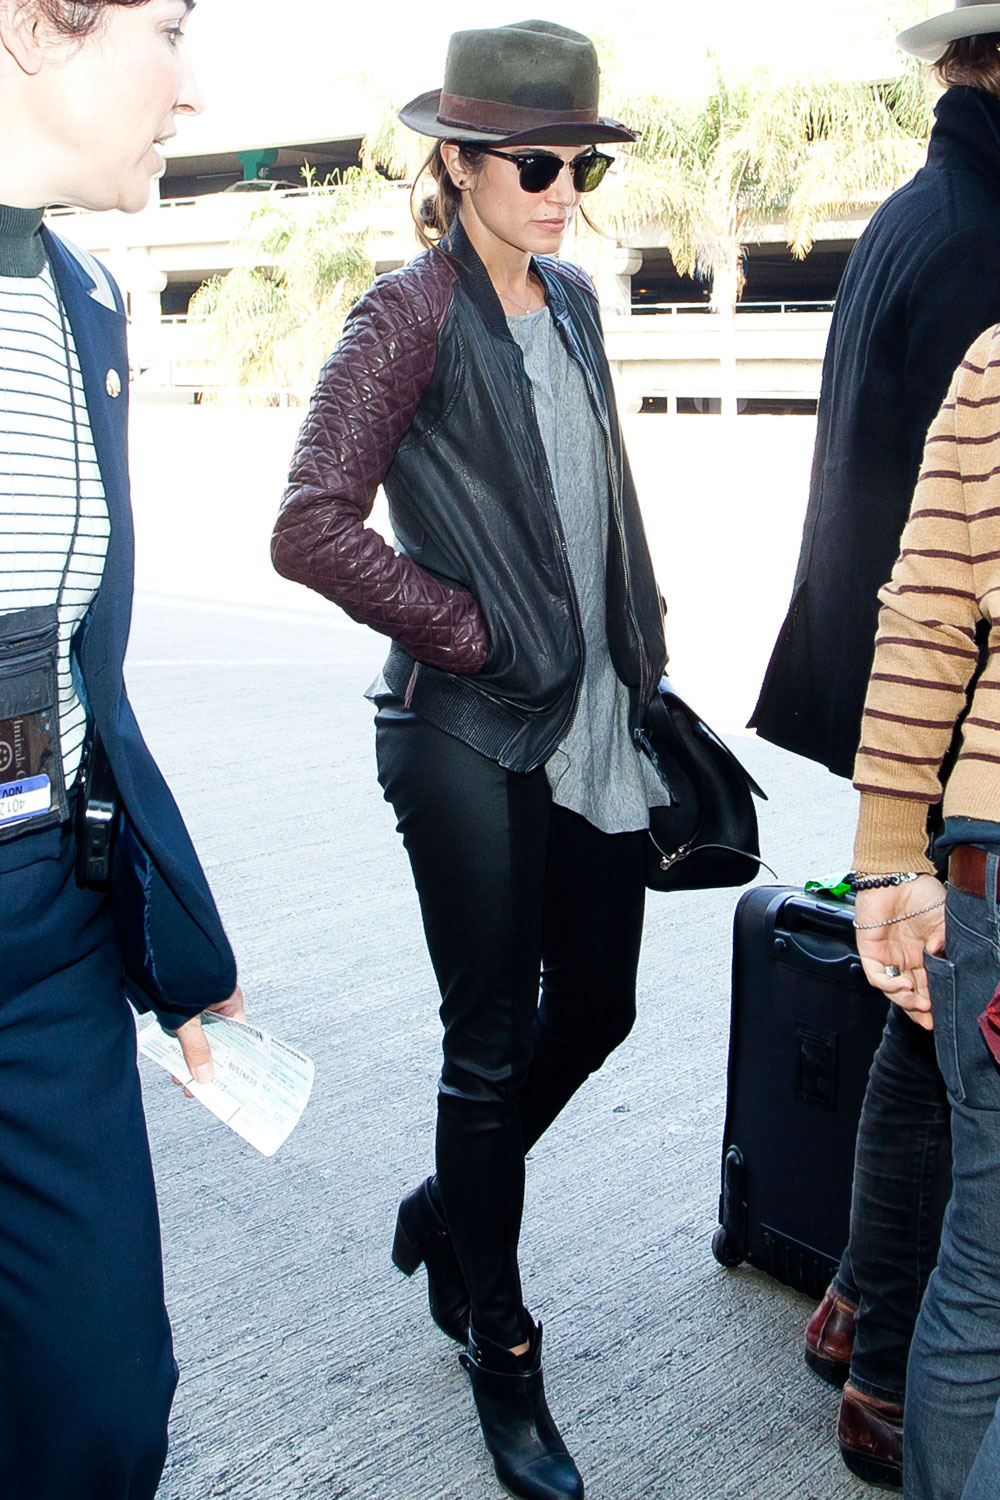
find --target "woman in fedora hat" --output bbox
[272,19,667,1500]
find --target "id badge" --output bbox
[0,606,69,841]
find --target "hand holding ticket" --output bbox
[137,1012,314,1157]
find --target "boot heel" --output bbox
[391,1212,423,1277]
[392,1177,470,1342]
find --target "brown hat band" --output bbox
[437,91,599,134]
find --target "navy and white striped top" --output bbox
[0,259,110,789]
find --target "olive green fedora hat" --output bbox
[398,19,635,146]
[898,0,1000,61]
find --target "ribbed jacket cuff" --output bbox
[853,793,936,874]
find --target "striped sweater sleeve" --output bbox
[852,327,997,872]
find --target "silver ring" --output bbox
[884,964,901,978]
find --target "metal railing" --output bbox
[631,299,835,316]
[45,182,378,220]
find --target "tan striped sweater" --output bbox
[853,323,1000,873]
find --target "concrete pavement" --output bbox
[124,594,875,1500]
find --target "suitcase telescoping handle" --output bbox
[762,891,866,987]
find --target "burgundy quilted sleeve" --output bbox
[271,259,489,675]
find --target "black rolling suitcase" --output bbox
[712,884,890,1298]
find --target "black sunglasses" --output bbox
[476,147,613,195]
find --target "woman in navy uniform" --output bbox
[0,4,240,1497]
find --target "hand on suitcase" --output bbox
[854,876,946,1029]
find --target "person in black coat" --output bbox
[750,7,1000,1488]
[752,81,1000,778]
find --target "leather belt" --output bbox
[949,844,1000,900]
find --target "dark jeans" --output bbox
[905,878,1000,1500]
[376,699,646,1348]
[832,1004,952,1404]
[0,814,177,1500]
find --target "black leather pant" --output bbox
[376,699,646,1346]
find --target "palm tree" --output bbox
[596,63,933,414]
[358,79,432,183]
[189,76,440,404]
[189,167,393,403]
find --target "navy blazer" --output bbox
[38,228,237,1026]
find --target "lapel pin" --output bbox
[105,368,122,398]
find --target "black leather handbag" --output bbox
[638,678,768,892]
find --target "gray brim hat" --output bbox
[898,0,1000,62]
[398,19,635,146]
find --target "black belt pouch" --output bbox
[0,606,70,842]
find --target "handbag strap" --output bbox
[648,831,777,879]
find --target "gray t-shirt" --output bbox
[507,306,668,834]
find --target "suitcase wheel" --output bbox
[711,1224,744,1268]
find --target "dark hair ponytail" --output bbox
[411,141,485,250]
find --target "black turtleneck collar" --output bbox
[0,204,45,278]
[927,86,1000,191]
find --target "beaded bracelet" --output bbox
[848,871,921,893]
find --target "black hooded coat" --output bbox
[750,86,1000,778]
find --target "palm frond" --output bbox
[188,165,390,397]
[786,129,926,255]
[594,60,932,308]
[359,81,431,181]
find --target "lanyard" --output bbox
[43,250,84,612]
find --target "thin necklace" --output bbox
[499,277,541,316]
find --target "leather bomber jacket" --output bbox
[271,219,667,774]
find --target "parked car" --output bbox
[223,179,300,193]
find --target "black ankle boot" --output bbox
[459,1319,584,1500]
[391,1177,470,1344]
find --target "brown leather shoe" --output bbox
[804,1283,857,1388]
[837,1380,903,1490]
